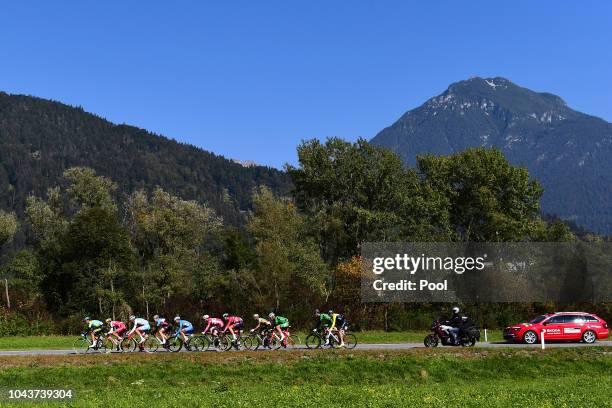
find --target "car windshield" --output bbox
[529,315,547,324]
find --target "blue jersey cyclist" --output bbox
[174,316,194,348]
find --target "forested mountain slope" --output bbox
[0,92,292,225]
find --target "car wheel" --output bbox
[582,330,596,344]
[523,330,538,344]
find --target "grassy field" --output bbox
[0,330,505,350]
[0,348,610,407]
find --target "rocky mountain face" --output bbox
[371,77,612,234]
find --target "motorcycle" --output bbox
[424,319,480,347]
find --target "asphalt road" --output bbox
[1,341,611,356]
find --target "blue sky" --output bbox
[2,1,611,168]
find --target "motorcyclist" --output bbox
[444,306,463,345]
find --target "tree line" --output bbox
[0,138,609,335]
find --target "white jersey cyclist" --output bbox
[128,317,151,334]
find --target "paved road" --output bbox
[1,341,610,356]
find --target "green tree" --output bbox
[43,207,135,315]
[287,138,451,263]
[63,167,117,211]
[126,188,223,317]
[0,210,19,308]
[26,167,134,316]
[247,186,329,313]
[417,148,545,241]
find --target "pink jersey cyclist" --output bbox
[222,314,243,333]
[105,319,126,336]
[202,315,224,334]
[110,320,127,335]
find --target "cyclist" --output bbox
[329,309,348,348]
[251,314,272,335]
[313,309,333,346]
[127,315,151,351]
[202,315,224,336]
[268,312,290,347]
[222,313,243,346]
[83,317,104,348]
[153,314,170,347]
[105,318,126,351]
[174,316,194,348]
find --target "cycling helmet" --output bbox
[268,312,275,319]
[153,314,160,320]
[105,318,111,324]
[83,317,90,321]
[202,314,210,320]
[129,315,136,321]
[314,309,320,316]
[222,313,229,319]
[328,310,334,315]
[253,314,259,319]
[451,306,460,314]
[174,316,180,322]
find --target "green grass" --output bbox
[0,348,610,407]
[0,330,505,350]
[0,336,75,350]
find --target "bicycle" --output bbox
[167,331,196,352]
[121,331,151,352]
[306,328,357,349]
[73,332,108,354]
[244,329,279,350]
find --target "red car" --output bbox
[504,312,609,344]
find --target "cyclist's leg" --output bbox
[275,326,286,345]
[135,329,146,349]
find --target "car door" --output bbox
[541,315,565,340]
[561,315,585,340]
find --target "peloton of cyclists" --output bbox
[82,308,347,350]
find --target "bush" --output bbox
[0,308,59,336]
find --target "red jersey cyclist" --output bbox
[222,313,244,347]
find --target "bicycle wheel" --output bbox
[219,335,233,352]
[286,334,301,349]
[95,337,107,353]
[73,337,90,354]
[145,336,159,352]
[120,337,137,352]
[167,337,183,352]
[191,335,209,352]
[242,335,256,350]
[305,334,321,349]
[109,337,123,352]
[344,333,357,349]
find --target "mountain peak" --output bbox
[371,77,612,234]
[443,76,567,109]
